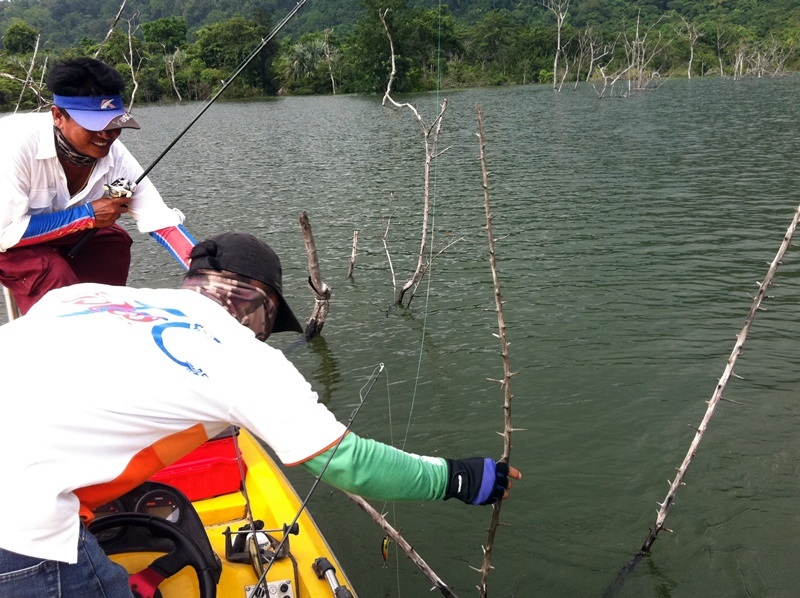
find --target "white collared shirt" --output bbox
[0,112,184,251]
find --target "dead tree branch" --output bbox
[122,14,142,110]
[15,34,41,112]
[640,202,800,554]
[542,0,571,91]
[475,106,517,598]
[379,8,448,307]
[94,0,128,59]
[347,230,358,278]
[345,493,458,598]
[299,211,331,340]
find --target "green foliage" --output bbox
[0,0,798,112]
[187,16,278,93]
[3,20,39,54]
[141,16,187,52]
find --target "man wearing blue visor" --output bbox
[0,57,196,315]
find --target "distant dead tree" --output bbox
[714,25,731,77]
[733,41,747,80]
[121,14,143,109]
[542,0,571,91]
[674,15,704,80]
[12,35,48,111]
[94,0,127,58]
[573,27,613,89]
[623,11,670,92]
[322,29,337,95]
[163,47,184,101]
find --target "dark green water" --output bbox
[7,76,800,596]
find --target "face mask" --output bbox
[182,272,278,341]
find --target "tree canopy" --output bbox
[1,0,798,110]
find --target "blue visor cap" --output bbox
[53,94,140,131]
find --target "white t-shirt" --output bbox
[0,113,184,251]
[0,283,345,563]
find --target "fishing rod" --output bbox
[67,0,308,258]
[246,362,385,598]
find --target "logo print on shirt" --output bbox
[60,293,220,377]
[152,322,220,377]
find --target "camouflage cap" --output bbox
[188,233,303,334]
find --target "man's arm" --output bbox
[149,225,197,269]
[300,432,518,505]
[13,205,95,247]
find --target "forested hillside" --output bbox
[1,0,799,110]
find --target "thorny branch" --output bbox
[640,202,800,554]
[345,493,458,597]
[476,107,517,598]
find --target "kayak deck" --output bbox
[98,429,356,597]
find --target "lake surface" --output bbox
[6,75,800,596]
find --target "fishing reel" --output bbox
[223,520,298,565]
[104,177,136,198]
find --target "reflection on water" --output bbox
[15,76,800,596]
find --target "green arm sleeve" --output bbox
[300,433,449,501]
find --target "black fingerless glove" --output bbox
[444,458,510,505]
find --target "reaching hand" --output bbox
[444,458,522,505]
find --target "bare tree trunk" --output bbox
[164,48,183,101]
[299,211,331,340]
[623,11,669,92]
[676,15,703,80]
[122,14,142,109]
[475,106,518,598]
[323,29,337,95]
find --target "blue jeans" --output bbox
[0,525,133,598]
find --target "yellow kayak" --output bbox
[88,428,356,598]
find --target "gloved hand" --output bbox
[444,458,512,505]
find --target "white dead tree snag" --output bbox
[379,8,448,307]
[347,230,358,278]
[475,106,519,598]
[299,211,331,340]
[675,15,704,80]
[94,0,128,58]
[542,0,570,91]
[122,14,143,109]
[640,202,800,554]
[14,34,42,112]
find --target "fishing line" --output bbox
[247,362,385,598]
[388,8,446,595]
[67,0,309,258]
